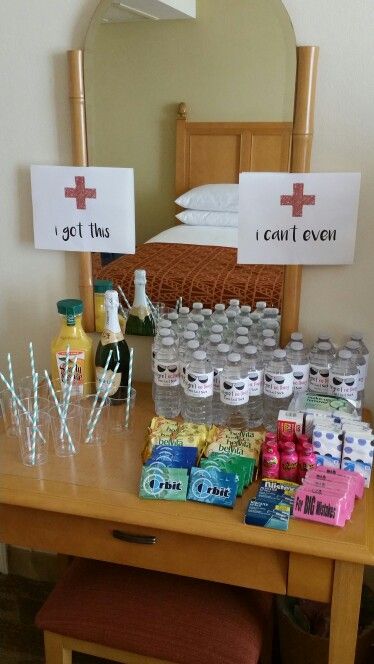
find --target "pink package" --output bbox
[305,469,359,501]
[293,486,349,527]
[302,478,355,515]
[307,466,364,499]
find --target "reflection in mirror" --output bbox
[84,0,297,320]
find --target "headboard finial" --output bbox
[177,102,187,120]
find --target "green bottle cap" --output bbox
[94,279,113,293]
[57,299,83,326]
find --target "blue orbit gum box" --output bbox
[187,467,238,508]
[139,466,189,501]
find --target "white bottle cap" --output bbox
[229,299,240,306]
[217,344,230,354]
[245,345,257,355]
[104,290,119,308]
[317,341,331,351]
[339,349,352,360]
[134,269,146,284]
[291,332,303,341]
[168,312,179,321]
[236,327,248,336]
[240,317,252,326]
[211,324,224,334]
[192,302,203,310]
[346,340,360,351]
[202,309,212,316]
[318,332,330,341]
[191,314,204,324]
[256,301,266,309]
[159,320,172,328]
[214,304,225,311]
[186,322,198,332]
[209,334,222,343]
[179,307,189,315]
[241,305,251,313]
[263,338,276,348]
[274,349,286,359]
[251,312,261,321]
[183,330,195,340]
[236,336,249,345]
[264,307,278,316]
[262,329,275,338]
[351,331,363,341]
[193,350,206,360]
[228,353,241,362]
[162,337,174,347]
[159,328,171,337]
[187,340,200,350]
[226,311,237,319]
[290,341,304,351]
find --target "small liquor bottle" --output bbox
[95,290,130,397]
[125,269,156,336]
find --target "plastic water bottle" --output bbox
[286,341,310,395]
[190,314,205,340]
[261,338,277,366]
[167,311,179,337]
[255,301,267,318]
[239,305,252,320]
[210,342,230,425]
[345,340,366,408]
[263,349,294,431]
[223,310,238,344]
[238,316,253,339]
[205,334,223,360]
[311,332,336,355]
[182,350,213,424]
[329,349,358,402]
[186,322,198,335]
[235,326,250,339]
[260,308,280,342]
[211,323,224,336]
[190,302,203,319]
[153,337,180,418]
[179,339,200,396]
[249,312,262,344]
[201,308,213,339]
[232,335,250,355]
[258,329,276,352]
[350,332,369,374]
[309,341,334,394]
[220,353,249,429]
[211,304,228,327]
[152,328,172,370]
[285,331,304,349]
[177,306,190,332]
[227,299,240,317]
[243,345,264,428]
[179,330,196,354]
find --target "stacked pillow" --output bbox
[175,184,239,227]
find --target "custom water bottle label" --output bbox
[220,377,249,405]
[184,371,213,398]
[292,363,309,393]
[329,373,358,399]
[263,371,293,399]
[154,362,180,387]
[96,367,121,395]
[309,364,330,393]
[213,367,223,392]
[56,350,85,395]
[179,361,187,387]
[247,370,264,396]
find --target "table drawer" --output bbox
[0,504,288,594]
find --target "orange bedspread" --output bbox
[92,244,284,310]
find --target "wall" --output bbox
[85,0,296,243]
[1,0,374,405]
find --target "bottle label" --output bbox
[309,364,330,394]
[130,305,151,322]
[96,367,121,396]
[247,369,264,396]
[220,376,249,405]
[101,329,124,347]
[213,367,223,392]
[263,371,293,399]
[154,362,180,387]
[329,373,358,399]
[291,363,310,394]
[184,371,213,398]
[56,350,85,395]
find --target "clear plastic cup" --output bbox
[50,403,82,456]
[80,393,111,445]
[0,388,21,437]
[16,410,50,466]
[109,387,137,433]
[18,374,49,400]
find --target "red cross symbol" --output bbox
[280,182,316,217]
[64,176,96,210]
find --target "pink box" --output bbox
[293,486,348,527]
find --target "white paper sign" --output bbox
[238,172,361,265]
[31,165,135,253]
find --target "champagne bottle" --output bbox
[125,269,156,336]
[95,290,130,398]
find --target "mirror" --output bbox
[81,0,306,333]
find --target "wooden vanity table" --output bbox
[0,382,373,664]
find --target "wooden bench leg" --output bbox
[44,631,72,664]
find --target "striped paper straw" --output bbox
[124,348,134,429]
[117,285,131,310]
[29,342,38,420]
[63,345,71,409]
[62,355,78,420]
[85,362,119,443]
[86,350,113,430]
[0,372,45,443]
[44,370,76,454]
[7,353,19,429]
[31,371,38,465]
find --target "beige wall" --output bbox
[1,0,374,407]
[85,0,296,242]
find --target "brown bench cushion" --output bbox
[36,558,271,664]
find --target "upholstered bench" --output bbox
[36,558,272,664]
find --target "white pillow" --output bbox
[176,209,238,227]
[175,184,239,212]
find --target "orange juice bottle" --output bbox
[51,299,94,394]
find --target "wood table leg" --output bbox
[328,560,364,664]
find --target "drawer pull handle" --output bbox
[112,529,157,545]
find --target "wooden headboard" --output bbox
[68,46,319,345]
